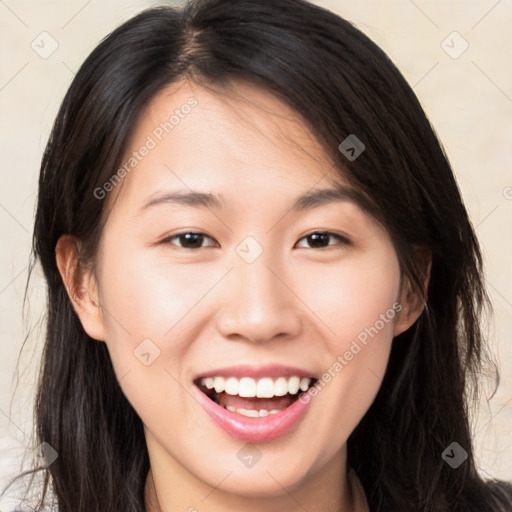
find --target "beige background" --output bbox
[1,0,511,506]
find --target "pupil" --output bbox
[179,233,330,249]
[182,233,203,248]
[308,233,328,248]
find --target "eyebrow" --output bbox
[140,184,360,213]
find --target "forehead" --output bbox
[109,79,349,214]
[143,78,328,155]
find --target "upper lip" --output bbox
[194,364,318,381]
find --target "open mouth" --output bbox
[194,376,318,418]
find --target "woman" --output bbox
[3,0,512,510]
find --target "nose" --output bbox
[215,253,302,345]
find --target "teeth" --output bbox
[225,405,280,417]
[274,377,288,396]
[236,408,259,418]
[256,377,274,398]
[287,376,300,394]
[213,376,225,393]
[238,377,257,397]
[299,377,310,391]
[225,406,282,417]
[199,375,313,398]
[225,377,239,396]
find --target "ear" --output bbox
[393,248,432,337]
[55,234,106,342]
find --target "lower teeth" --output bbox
[206,386,313,418]
[223,405,282,417]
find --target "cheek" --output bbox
[94,243,227,407]
[97,245,222,341]
[93,246,204,428]
[303,253,401,347]
[303,253,399,439]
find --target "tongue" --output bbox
[218,391,295,410]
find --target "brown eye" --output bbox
[163,232,216,249]
[296,231,350,249]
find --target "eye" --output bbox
[161,230,350,250]
[295,231,350,249]
[162,232,217,249]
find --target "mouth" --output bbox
[194,375,317,417]
[192,367,319,442]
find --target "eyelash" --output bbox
[161,231,351,251]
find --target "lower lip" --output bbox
[194,386,315,443]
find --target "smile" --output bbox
[193,365,318,442]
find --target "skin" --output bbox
[56,79,429,512]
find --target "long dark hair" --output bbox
[3,0,512,510]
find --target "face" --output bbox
[59,80,421,501]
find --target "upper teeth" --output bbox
[199,376,312,398]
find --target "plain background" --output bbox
[1,0,511,505]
